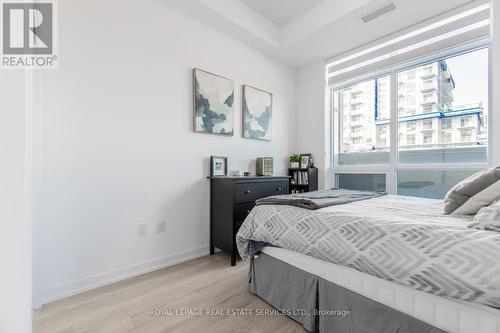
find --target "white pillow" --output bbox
[469,200,500,231]
[452,180,500,215]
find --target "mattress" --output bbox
[261,246,500,333]
[237,195,500,308]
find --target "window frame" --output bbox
[423,119,433,130]
[330,43,492,195]
[441,118,452,129]
[406,133,416,145]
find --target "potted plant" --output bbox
[289,154,301,169]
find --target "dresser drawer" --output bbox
[234,202,255,223]
[210,176,289,266]
[235,181,287,202]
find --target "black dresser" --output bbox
[210,176,289,266]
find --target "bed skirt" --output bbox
[250,252,445,333]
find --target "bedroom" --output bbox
[1,0,500,332]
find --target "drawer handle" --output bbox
[276,187,282,191]
[244,190,251,194]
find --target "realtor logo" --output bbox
[1,0,57,68]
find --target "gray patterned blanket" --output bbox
[236,195,500,308]
[256,189,385,210]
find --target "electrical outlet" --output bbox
[156,220,166,234]
[137,224,147,237]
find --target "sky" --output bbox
[444,47,488,111]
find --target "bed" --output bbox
[236,194,500,333]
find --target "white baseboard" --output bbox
[37,246,210,307]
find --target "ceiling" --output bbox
[241,0,324,25]
[164,0,483,68]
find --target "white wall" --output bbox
[295,61,333,189]
[0,71,32,331]
[34,0,296,305]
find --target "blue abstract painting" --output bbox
[193,69,234,135]
[243,85,272,141]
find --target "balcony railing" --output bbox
[421,98,436,105]
[419,67,435,79]
[350,98,363,105]
[459,123,474,129]
[420,84,436,92]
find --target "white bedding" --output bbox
[261,246,500,333]
[237,195,500,308]
[318,194,472,224]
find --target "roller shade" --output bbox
[327,1,490,86]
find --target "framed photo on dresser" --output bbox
[300,153,311,169]
[210,156,228,177]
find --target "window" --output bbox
[460,116,472,128]
[377,125,387,136]
[421,65,434,76]
[406,134,416,145]
[400,108,416,117]
[422,92,435,104]
[338,174,386,192]
[461,130,472,142]
[441,118,452,129]
[398,170,480,199]
[423,119,433,130]
[334,75,391,165]
[440,131,452,144]
[351,138,362,145]
[423,132,433,144]
[329,4,491,198]
[422,78,435,90]
[351,115,362,122]
[397,49,488,164]
[406,71,416,80]
[351,92,362,99]
[423,105,434,113]
[334,48,489,173]
[406,108,416,116]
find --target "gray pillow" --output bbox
[451,180,500,215]
[444,165,500,215]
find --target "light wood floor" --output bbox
[33,253,307,333]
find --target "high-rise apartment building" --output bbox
[340,60,486,153]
